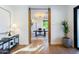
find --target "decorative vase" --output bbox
[62,37,72,48]
[8,32,11,36]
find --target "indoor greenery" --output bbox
[62,20,69,37]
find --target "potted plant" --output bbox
[62,20,72,48]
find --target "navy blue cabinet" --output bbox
[0,35,19,50]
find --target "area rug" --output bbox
[12,39,45,54]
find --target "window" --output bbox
[43,20,48,29]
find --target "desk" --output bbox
[33,30,48,37]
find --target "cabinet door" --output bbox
[0,45,2,49]
[15,37,19,44]
[9,39,15,48]
[3,42,9,49]
[0,42,3,49]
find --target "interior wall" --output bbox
[0,7,10,33]
[15,5,69,45]
[51,6,68,44]
[66,5,76,46]
[0,6,29,45]
[0,5,15,27]
[0,5,76,45]
[51,5,76,45]
[0,5,14,40]
[11,6,29,45]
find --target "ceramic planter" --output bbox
[62,37,72,48]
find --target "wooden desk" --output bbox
[33,30,48,37]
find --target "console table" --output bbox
[0,34,19,50]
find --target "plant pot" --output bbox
[62,37,72,48]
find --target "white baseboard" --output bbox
[51,42,62,45]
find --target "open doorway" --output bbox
[28,8,51,45]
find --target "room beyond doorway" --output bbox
[28,8,51,45]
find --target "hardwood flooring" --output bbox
[38,45,79,54]
[11,39,79,54]
[11,45,79,54]
[11,45,26,53]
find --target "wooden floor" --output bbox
[11,45,79,54]
[11,45,26,53]
[11,39,79,54]
[39,45,79,54]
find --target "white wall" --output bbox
[0,8,10,33]
[13,5,69,45]
[0,5,76,45]
[51,6,68,44]
[67,5,76,46]
[0,5,14,40]
[51,5,76,45]
[0,6,29,45]
[11,6,29,45]
[0,5,15,27]
[28,5,71,45]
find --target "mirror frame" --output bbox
[74,6,79,49]
[0,7,11,34]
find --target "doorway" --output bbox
[28,8,51,45]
